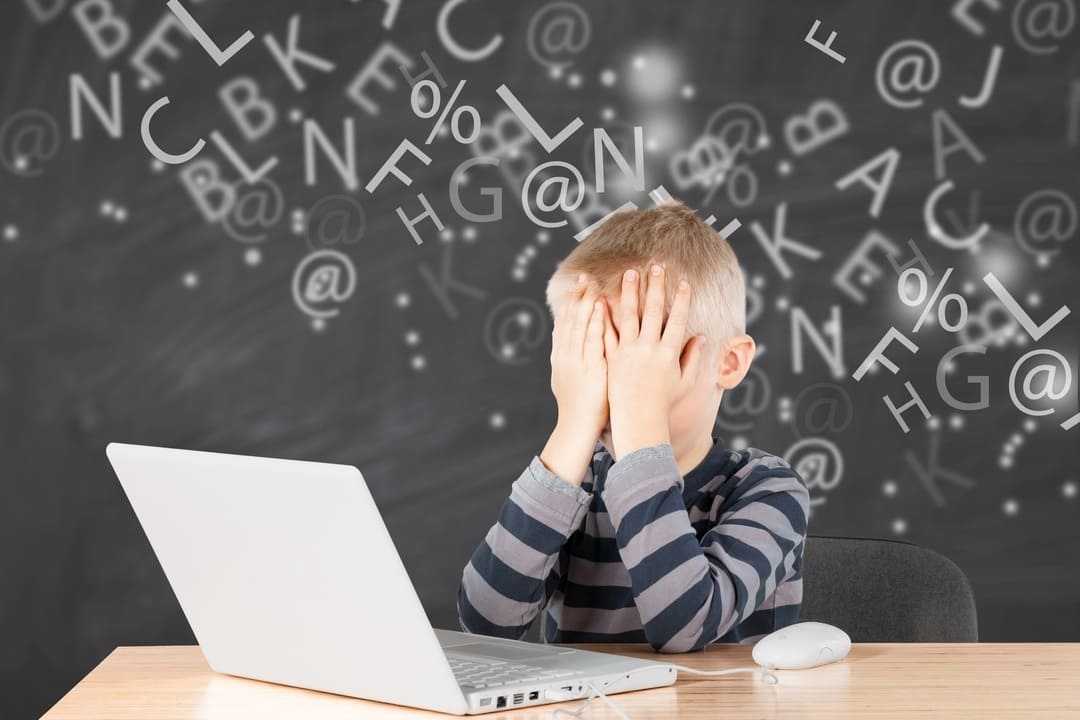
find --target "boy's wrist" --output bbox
[610,412,670,460]
[541,420,601,487]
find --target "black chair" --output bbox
[797,535,979,642]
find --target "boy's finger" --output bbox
[571,281,600,355]
[619,268,641,340]
[584,298,605,362]
[661,278,692,352]
[679,334,708,388]
[557,273,588,352]
[640,263,666,340]
[602,299,619,354]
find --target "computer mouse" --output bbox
[751,621,851,670]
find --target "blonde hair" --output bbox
[544,201,746,346]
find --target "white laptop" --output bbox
[105,442,676,714]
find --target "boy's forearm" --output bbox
[539,420,600,486]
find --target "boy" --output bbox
[458,202,809,653]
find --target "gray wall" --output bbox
[2,0,1079,718]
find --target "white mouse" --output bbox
[751,621,851,670]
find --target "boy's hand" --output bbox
[602,264,707,460]
[549,273,610,439]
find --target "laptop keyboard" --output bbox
[446,654,581,689]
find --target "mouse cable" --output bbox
[550,677,632,720]
[667,663,779,685]
[549,664,776,720]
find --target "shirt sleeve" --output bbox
[457,451,594,640]
[601,442,809,653]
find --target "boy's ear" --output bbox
[715,333,756,390]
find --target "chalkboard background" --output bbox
[2,0,1079,717]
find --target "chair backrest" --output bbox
[797,535,978,642]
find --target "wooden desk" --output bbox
[41,644,1080,719]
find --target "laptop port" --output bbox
[496,696,506,708]
[528,691,539,701]
[512,693,524,705]
[560,685,573,692]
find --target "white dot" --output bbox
[549,65,563,79]
[523,244,537,258]
[681,84,695,100]
[289,108,303,123]
[463,226,477,241]
[632,55,646,70]
[437,124,450,138]
[999,455,1014,469]
[150,159,165,173]
[1023,418,1037,433]
[138,76,152,90]
[751,274,765,289]
[731,435,748,450]
[312,318,327,332]
[100,200,114,215]
[411,354,426,371]
[567,72,582,89]
[1064,481,1077,499]
[926,416,940,430]
[114,207,128,222]
[599,69,617,86]
[536,231,550,244]
[14,156,28,170]
[892,518,907,535]
[775,296,789,311]
[2,224,17,241]
[440,228,454,242]
[645,137,660,152]
[1036,254,1051,268]
[756,134,770,149]
[859,271,873,285]
[948,414,964,430]
[244,248,261,266]
[600,107,616,123]
[944,360,956,374]
[1026,292,1041,307]
[395,292,411,308]
[182,272,199,289]
[778,410,791,422]
[291,209,304,221]
[500,344,516,360]
[778,396,791,408]
[777,160,792,176]
[883,480,897,496]
[1011,432,1023,445]
[1002,498,1019,516]
[1015,333,1029,347]
[512,267,527,281]
[962,281,976,295]
[515,311,532,327]
[489,412,506,430]
[404,329,420,346]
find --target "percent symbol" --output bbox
[898,267,969,333]
[410,79,481,145]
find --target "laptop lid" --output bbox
[105,442,468,715]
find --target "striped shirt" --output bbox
[457,436,809,653]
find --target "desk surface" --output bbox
[41,643,1080,719]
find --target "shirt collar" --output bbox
[681,435,729,503]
